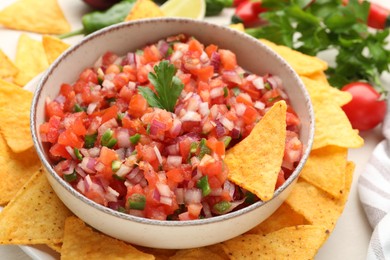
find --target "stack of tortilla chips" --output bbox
[0,0,364,259]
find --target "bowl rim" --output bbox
[30,17,315,227]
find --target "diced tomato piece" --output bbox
[105,64,120,75]
[136,144,157,164]
[178,211,198,221]
[275,170,286,189]
[101,105,119,124]
[49,143,71,159]
[79,68,98,84]
[286,112,300,127]
[46,101,64,118]
[85,190,106,205]
[190,66,214,82]
[187,203,202,218]
[206,138,225,157]
[219,49,237,70]
[102,51,118,67]
[40,115,62,143]
[205,44,218,58]
[143,45,162,63]
[242,106,258,124]
[128,94,148,118]
[99,146,119,166]
[58,129,84,148]
[113,73,130,91]
[166,168,184,183]
[179,138,192,161]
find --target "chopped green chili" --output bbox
[101,129,117,148]
[129,133,141,145]
[84,133,97,148]
[232,87,240,96]
[198,138,211,159]
[197,176,211,197]
[128,193,146,210]
[73,103,85,112]
[223,86,229,97]
[111,160,121,172]
[74,147,83,160]
[64,171,77,183]
[213,201,231,214]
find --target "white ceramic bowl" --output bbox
[31,18,314,249]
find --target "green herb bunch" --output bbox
[246,0,390,94]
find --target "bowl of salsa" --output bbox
[31,18,314,249]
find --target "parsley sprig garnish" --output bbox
[138,60,184,112]
[246,0,390,95]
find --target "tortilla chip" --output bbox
[225,101,286,201]
[285,162,355,231]
[0,134,41,205]
[0,79,34,153]
[125,0,164,21]
[47,243,62,253]
[312,100,364,149]
[0,169,73,245]
[222,225,329,259]
[301,76,352,107]
[300,146,348,198]
[260,39,328,76]
[306,70,329,84]
[0,0,70,34]
[228,23,245,32]
[42,35,70,65]
[0,50,18,80]
[135,247,177,260]
[247,202,309,235]
[61,216,154,260]
[170,247,227,260]
[13,34,49,86]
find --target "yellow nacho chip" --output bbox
[306,70,329,84]
[0,134,41,205]
[0,79,34,153]
[42,35,70,65]
[0,0,70,34]
[285,162,355,231]
[13,34,49,86]
[225,101,286,201]
[247,202,309,235]
[125,0,165,21]
[170,247,227,260]
[0,169,73,245]
[0,50,18,80]
[228,23,245,32]
[260,39,328,76]
[301,76,352,107]
[312,99,364,149]
[61,216,154,260]
[300,146,347,198]
[222,225,328,259]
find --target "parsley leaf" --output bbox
[138,60,184,112]
[246,0,390,95]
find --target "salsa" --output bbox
[40,34,303,221]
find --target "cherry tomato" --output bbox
[341,82,387,131]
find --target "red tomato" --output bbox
[341,82,387,131]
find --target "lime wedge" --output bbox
[160,0,206,20]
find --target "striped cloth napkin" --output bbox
[358,98,390,259]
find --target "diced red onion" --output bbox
[175,188,184,204]
[184,188,202,204]
[79,157,97,174]
[116,164,131,177]
[210,52,220,72]
[231,127,241,139]
[210,87,224,99]
[215,121,226,138]
[190,156,200,168]
[115,148,126,161]
[202,202,212,218]
[160,196,173,206]
[222,71,242,85]
[98,118,118,135]
[153,189,161,201]
[254,101,266,110]
[157,40,169,56]
[223,180,235,199]
[200,51,209,63]
[65,146,76,160]
[267,76,282,89]
[181,111,201,122]
[169,118,182,137]
[62,162,76,175]
[165,143,179,155]
[167,155,182,168]
[116,128,131,148]
[87,102,98,115]
[252,77,264,89]
[94,161,105,172]
[220,116,234,131]
[77,180,86,193]
[102,79,115,90]
[88,147,101,158]
[277,88,289,100]
[127,167,140,180]
[54,95,66,104]
[129,209,144,217]
[171,50,183,63]
[156,183,171,198]
[75,166,87,178]
[187,95,202,111]
[150,119,167,136]
[107,186,120,197]
[85,175,93,191]
[235,103,246,116]
[199,102,210,117]
[154,146,163,165]
[122,52,136,66]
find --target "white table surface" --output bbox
[0,0,389,259]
